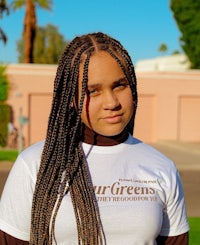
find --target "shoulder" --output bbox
[127,136,184,198]
[12,140,45,179]
[0,141,45,241]
[19,140,45,162]
[127,135,177,173]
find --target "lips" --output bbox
[102,114,123,124]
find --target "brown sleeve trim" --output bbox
[0,230,29,245]
[156,232,189,245]
[1,229,189,244]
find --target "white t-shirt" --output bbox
[0,135,189,244]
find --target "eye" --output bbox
[114,79,129,91]
[86,87,100,97]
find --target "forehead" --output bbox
[79,51,125,85]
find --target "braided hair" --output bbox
[30,32,137,244]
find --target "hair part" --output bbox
[30,32,137,244]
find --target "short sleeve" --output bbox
[159,167,189,236]
[0,155,34,241]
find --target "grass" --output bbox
[189,217,200,245]
[0,148,18,162]
[0,149,199,244]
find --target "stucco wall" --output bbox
[135,71,200,143]
[5,64,200,148]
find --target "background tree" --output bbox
[158,43,168,55]
[12,0,52,63]
[170,0,200,69]
[172,50,180,55]
[34,24,68,64]
[17,24,69,64]
[0,0,9,44]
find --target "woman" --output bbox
[0,32,189,244]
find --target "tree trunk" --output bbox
[23,0,37,63]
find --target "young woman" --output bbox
[0,32,189,244]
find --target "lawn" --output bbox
[0,148,18,162]
[189,217,200,245]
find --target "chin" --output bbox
[98,128,125,137]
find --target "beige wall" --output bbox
[135,71,200,143]
[5,64,200,147]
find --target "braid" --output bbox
[30,32,137,244]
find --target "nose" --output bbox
[102,90,120,110]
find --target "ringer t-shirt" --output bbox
[0,135,189,244]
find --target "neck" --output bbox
[80,124,129,146]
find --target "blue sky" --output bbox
[0,0,182,64]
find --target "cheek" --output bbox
[81,97,98,125]
[121,91,134,109]
[126,102,134,120]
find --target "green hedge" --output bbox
[0,65,9,102]
[0,104,10,147]
[0,64,10,147]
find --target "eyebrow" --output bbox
[113,77,128,85]
[87,76,127,89]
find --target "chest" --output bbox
[53,159,167,245]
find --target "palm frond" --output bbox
[0,28,7,44]
[11,0,26,10]
[35,0,52,10]
[0,0,9,17]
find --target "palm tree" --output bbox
[0,0,9,44]
[12,0,52,63]
[158,43,168,55]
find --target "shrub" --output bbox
[0,65,9,102]
[0,64,10,147]
[0,104,10,147]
